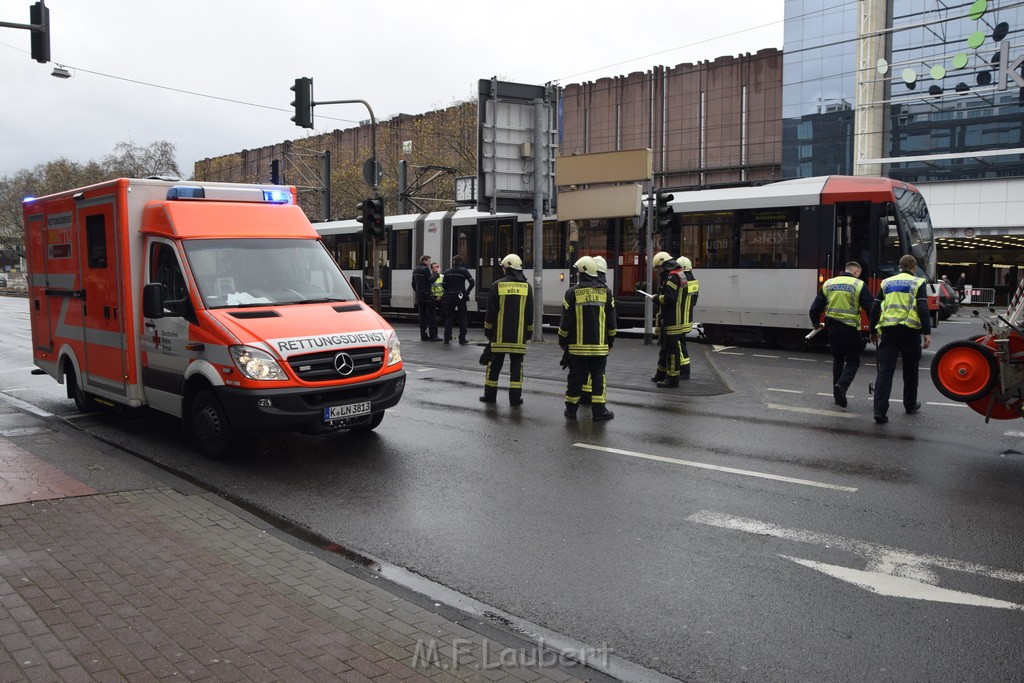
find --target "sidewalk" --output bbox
[0,402,617,682]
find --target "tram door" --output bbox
[475,217,518,307]
[834,202,872,276]
[366,230,391,305]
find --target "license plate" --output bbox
[323,401,371,421]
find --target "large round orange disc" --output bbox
[934,343,995,399]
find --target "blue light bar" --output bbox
[22,196,37,203]
[263,189,292,204]
[166,186,205,200]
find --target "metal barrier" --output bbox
[963,287,995,305]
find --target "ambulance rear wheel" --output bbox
[66,366,97,413]
[189,390,237,459]
[349,411,384,433]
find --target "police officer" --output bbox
[809,260,873,407]
[412,255,438,341]
[481,254,534,405]
[581,255,613,403]
[677,255,698,380]
[652,254,688,388]
[559,256,617,421]
[443,254,475,345]
[869,254,932,424]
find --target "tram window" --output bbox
[681,212,734,268]
[576,219,610,264]
[877,214,902,276]
[328,236,362,270]
[392,230,412,270]
[738,210,798,268]
[523,220,561,269]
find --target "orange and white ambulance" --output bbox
[23,178,405,457]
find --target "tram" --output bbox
[316,175,937,347]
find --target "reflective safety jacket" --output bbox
[558,274,617,356]
[823,274,865,326]
[656,265,689,336]
[430,273,444,298]
[871,271,930,333]
[682,271,699,333]
[484,270,534,353]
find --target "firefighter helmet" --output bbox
[653,251,672,267]
[574,256,598,277]
[592,255,608,273]
[678,256,692,269]
[500,253,523,270]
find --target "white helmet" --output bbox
[592,255,608,273]
[574,256,598,277]
[653,251,672,268]
[678,256,692,269]
[500,253,523,270]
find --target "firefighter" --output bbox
[652,254,689,388]
[412,255,438,341]
[808,260,873,408]
[869,254,932,424]
[559,256,617,421]
[580,255,612,404]
[481,254,534,405]
[676,256,698,380]
[443,255,475,344]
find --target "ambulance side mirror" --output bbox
[349,275,362,298]
[143,283,164,319]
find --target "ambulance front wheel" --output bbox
[189,390,239,459]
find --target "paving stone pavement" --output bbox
[0,431,612,682]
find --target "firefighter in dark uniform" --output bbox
[650,251,672,383]
[652,254,688,388]
[808,260,873,407]
[443,254,475,344]
[559,256,617,421]
[869,254,932,424]
[412,255,438,341]
[580,255,612,403]
[481,254,534,405]
[677,255,698,380]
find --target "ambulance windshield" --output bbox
[183,238,359,308]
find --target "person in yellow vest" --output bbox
[559,256,617,420]
[481,254,534,405]
[429,262,444,329]
[808,260,874,407]
[580,255,613,403]
[868,254,932,424]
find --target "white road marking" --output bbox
[0,365,37,375]
[573,443,857,492]
[926,402,967,408]
[766,403,858,418]
[940,320,973,324]
[416,367,435,372]
[1004,430,1024,438]
[782,556,1024,611]
[787,357,817,362]
[0,392,53,418]
[717,351,744,356]
[712,345,738,352]
[753,354,779,359]
[686,510,1024,610]
[767,388,802,394]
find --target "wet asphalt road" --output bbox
[2,296,1023,681]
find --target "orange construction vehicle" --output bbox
[24,178,405,457]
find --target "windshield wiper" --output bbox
[294,297,350,305]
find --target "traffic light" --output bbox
[290,77,313,129]
[655,190,675,232]
[30,1,50,64]
[356,197,385,239]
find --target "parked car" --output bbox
[938,280,959,321]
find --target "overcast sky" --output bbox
[2,1,783,178]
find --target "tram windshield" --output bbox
[894,187,936,281]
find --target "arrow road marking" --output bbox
[689,510,1024,610]
[574,444,857,492]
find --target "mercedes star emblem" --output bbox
[334,352,355,376]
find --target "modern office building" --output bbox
[783,0,1024,298]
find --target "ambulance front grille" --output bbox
[286,346,385,381]
[229,310,281,319]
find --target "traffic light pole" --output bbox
[313,98,381,313]
[644,191,655,345]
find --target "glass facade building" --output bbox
[783,0,1024,182]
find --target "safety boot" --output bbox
[509,390,523,406]
[656,376,680,388]
[650,371,666,383]
[563,402,578,419]
[591,404,615,421]
[479,386,497,404]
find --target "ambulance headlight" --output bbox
[229,346,288,381]
[386,334,402,366]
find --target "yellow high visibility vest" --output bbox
[822,275,864,326]
[877,272,925,330]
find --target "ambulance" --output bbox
[23,178,405,458]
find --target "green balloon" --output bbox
[968,0,987,20]
[968,31,985,49]
[952,53,969,69]
[931,65,946,80]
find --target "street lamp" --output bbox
[50,64,70,79]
